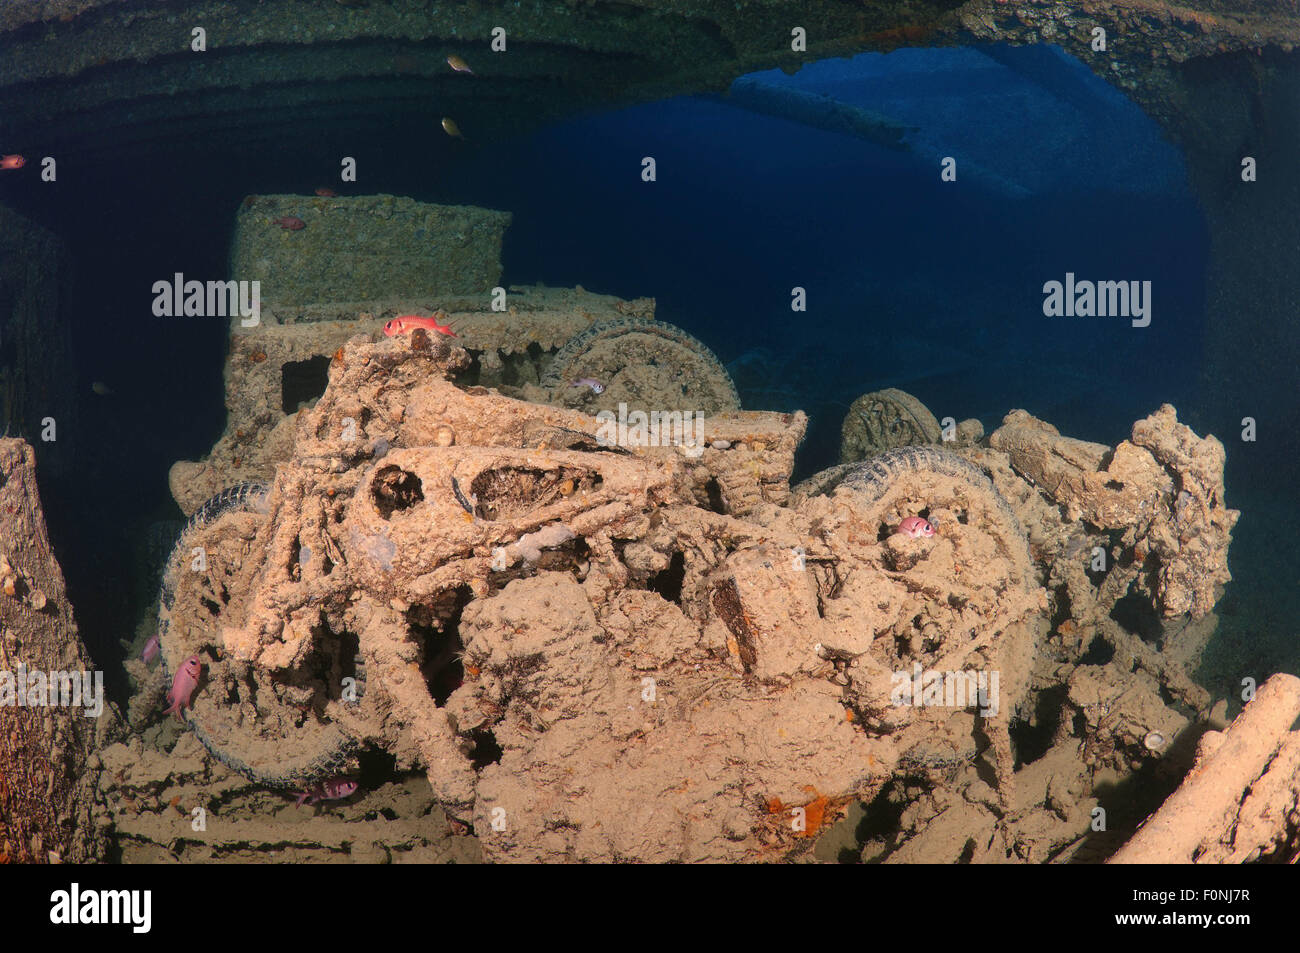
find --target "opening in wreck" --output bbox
[280,356,332,415]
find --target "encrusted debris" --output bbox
[104,339,1256,863]
[991,405,1239,619]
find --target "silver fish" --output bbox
[570,377,605,395]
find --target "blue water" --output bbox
[466,47,1209,477]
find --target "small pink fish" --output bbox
[895,516,935,539]
[0,154,24,171]
[570,377,605,395]
[271,216,306,230]
[295,777,359,807]
[142,633,160,665]
[163,655,203,720]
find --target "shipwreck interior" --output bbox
[0,0,1297,866]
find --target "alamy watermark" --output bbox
[50,883,150,933]
[890,663,999,717]
[0,663,104,717]
[152,273,261,326]
[1042,272,1150,327]
[594,403,705,457]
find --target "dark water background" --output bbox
[1,43,1293,702]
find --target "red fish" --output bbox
[0,155,24,170]
[295,777,359,807]
[895,516,935,539]
[163,655,203,720]
[314,187,337,197]
[383,313,456,338]
[142,633,160,665]
[271,216,306,230]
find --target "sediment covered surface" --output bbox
[94,328,1268,861]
